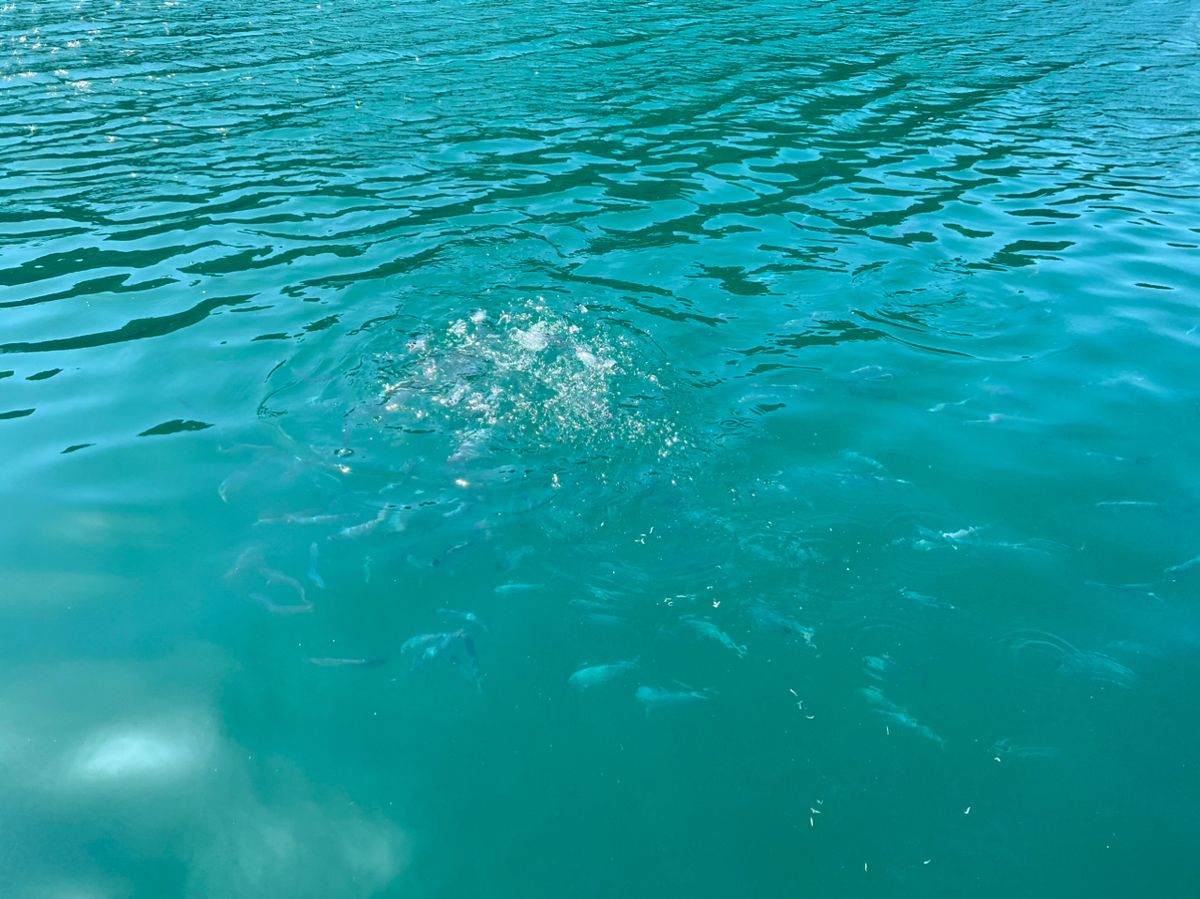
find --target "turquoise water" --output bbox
[3,0,1200,894]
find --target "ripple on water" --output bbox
[3,0,1200,893]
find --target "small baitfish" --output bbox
[680,616,747,657]
[635,685,713,711]
[401,629,483,692]
[568,659,638,690]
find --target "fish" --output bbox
[990,738,1061,761]
[308,657,386,667]
[899,587,956,611]
[401,632,456,660]
[401,629,483,692]
[254,511,351,527]
[217,468,254,504]
[307,542,326,589]
[862,686,944,747]
[679,616,747,657]
[432,541,472,567]
[569,597,617,612]
[260,565,307,604]
[839,450,889,472]
[1002,630,1137,689]
[251,592,314,616]
[635,685,713,711]
[864,654,893,680]
[1058,650,1137,689]
[1166,553,1200,574]
[745,602,816,645]
[224,545,265,580]
[437,608,488,631]
[568,659,638,690]
[457,630,484,693]
[494,582,544,595]
[331,507,390,540]
[227,545,307,603]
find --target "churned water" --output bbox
[2,0,1199,895]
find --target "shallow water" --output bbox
[3,0,1199,895]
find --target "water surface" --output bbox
[3,0,1199,895]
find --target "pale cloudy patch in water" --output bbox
[67,713,215,785]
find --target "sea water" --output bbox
[2,0,1199,895]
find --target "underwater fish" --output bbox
[568,659,638,690]
[899,587,956,611]
[679,616,747,657]
[437,608,488,631]
[864,686,945,744]
[251,592,313,616]
[862,686,945,747]
[217,468,254,504]
[569,597,616,612]
[309,657,386,667]
[224,544,265,580]
[745,602,815,645]
[331,506,390,540]
[227,545,307,603]
[401,632,455,660]
[494,582,544,595]
[260,565,308,604]
[635,685,713,711]
[401,629,483,692]
[990,738,1061,761]
[432,541,472,567]
[254,511,350,527]
[1166,553,1200,574]
[838,449,889,472]
[1058,650,1137,689]
[307,542,326,589]
[864,654,894,680]
[1001,630,1137,689]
